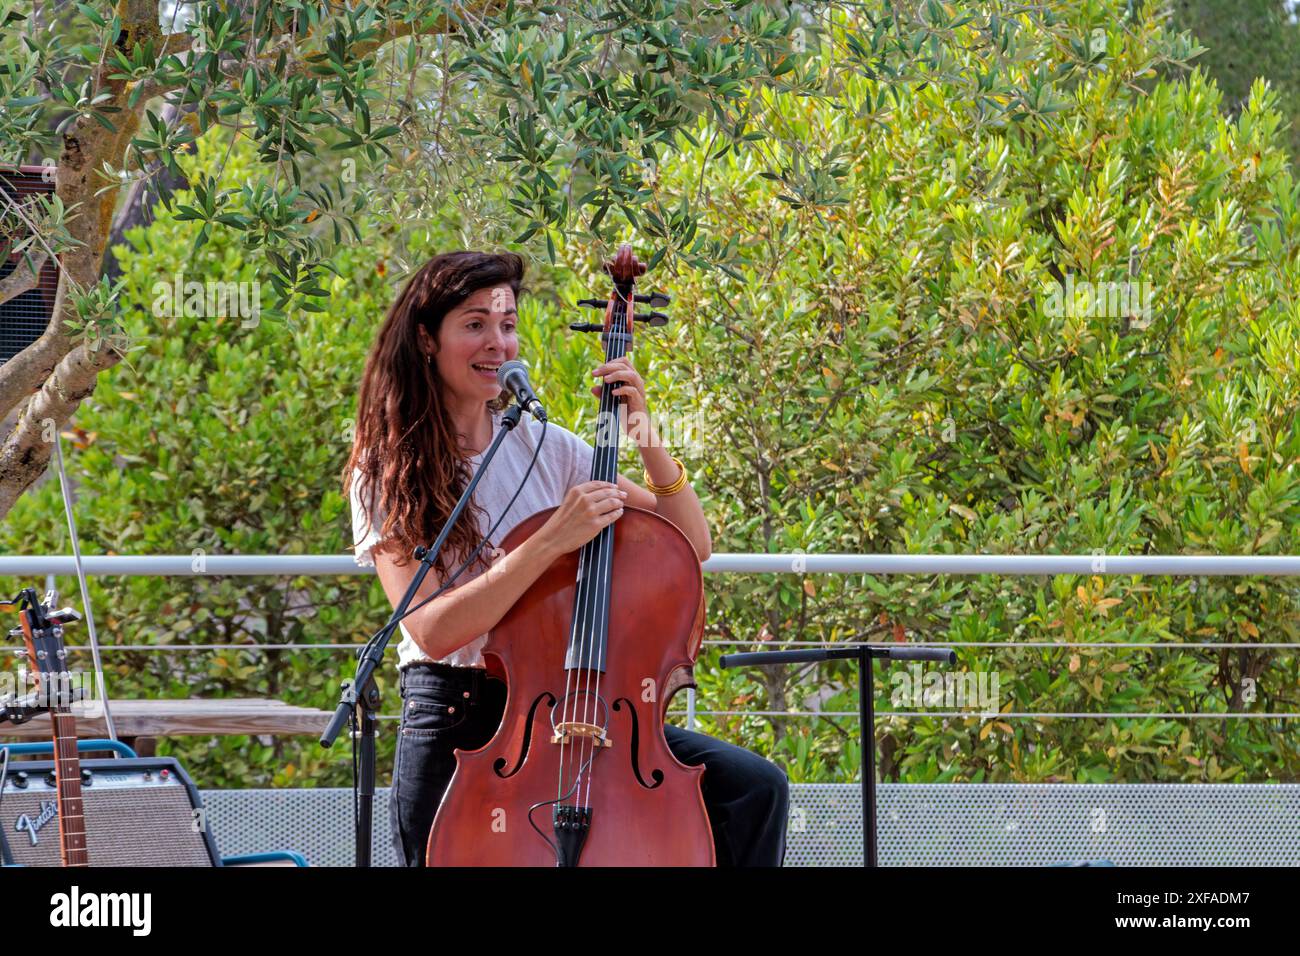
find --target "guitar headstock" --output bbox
[5,588,81,711]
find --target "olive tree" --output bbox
[2,0,1100,516]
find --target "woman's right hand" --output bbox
[537,481,628,554]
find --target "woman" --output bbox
[345,250,789,867]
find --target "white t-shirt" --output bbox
[350,409,596,669]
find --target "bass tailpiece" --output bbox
[553,804,592,867]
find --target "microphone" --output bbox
[496,360,547,421]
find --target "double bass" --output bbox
[426,245,714,866]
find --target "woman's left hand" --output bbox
[591,356,648,419]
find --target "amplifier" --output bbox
[0,756,219,867]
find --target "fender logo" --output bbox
[15,799,57,846]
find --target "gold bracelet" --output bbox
[644,455,689,496]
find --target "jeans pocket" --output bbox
[400,692,469,738]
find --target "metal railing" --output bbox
[6,552,1300,575]
[3,552,1297,725]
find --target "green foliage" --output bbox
[1,131,402,787]
[3,0,1299,792]
[1169,0,1300,165]
[1,0,1154,316]
[555,0,1300,785]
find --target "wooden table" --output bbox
[1,698,336,756]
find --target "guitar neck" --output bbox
[51,710,88,867]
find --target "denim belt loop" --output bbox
[461,665,482,703]
[400,661,487,701]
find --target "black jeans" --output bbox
[392,661,790,866]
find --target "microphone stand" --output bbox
[719,644,956,867]
[321,403,524,867]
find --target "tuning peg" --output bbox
[634,311,668,327]
[577,293,670,309]
[569,322,604,332]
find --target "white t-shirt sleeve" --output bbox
[349,467,386,568]
[564,425,595,490]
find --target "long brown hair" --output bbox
[344,251,525,579]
